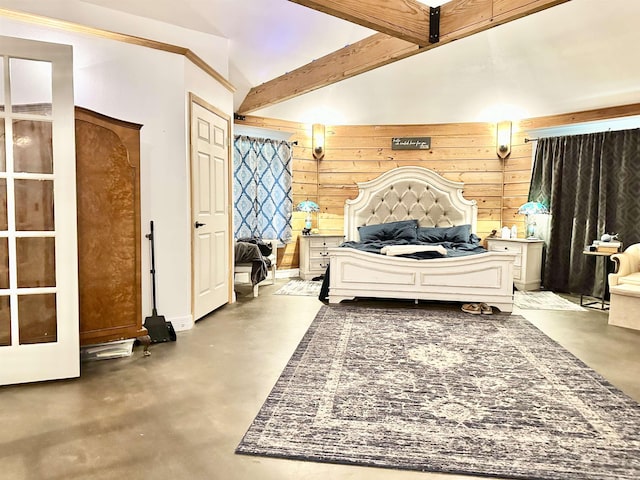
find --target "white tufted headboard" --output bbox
[344,166,478,241]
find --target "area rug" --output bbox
[236,305,640,480]
[514,290,585,311]
[274,279,321,296]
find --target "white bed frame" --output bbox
[327,166,516,312]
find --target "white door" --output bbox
[0,36,78,385]
[190,95,231,320]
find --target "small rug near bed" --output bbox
[514,290,585,311]
[237,305,640,479]
[274,279,322,296]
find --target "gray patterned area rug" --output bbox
[514,291,585,311]
[237,305,640,479]
[274,279,322,296]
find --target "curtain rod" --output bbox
[524,137,539,143]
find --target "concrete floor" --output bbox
[1,280,639,480]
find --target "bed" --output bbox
[326,166,517,312]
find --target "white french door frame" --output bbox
[0,36,79,385]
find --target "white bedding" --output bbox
[380,244,448,256]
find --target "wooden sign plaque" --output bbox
[391,137,431,150]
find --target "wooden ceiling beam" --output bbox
[238,0,570,115]
[288,0,433,46]
[238,34,418,115]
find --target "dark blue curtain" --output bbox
[529,128,640,295]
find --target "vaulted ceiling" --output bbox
[81,0,640,125]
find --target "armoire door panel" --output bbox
[74,107,144,346]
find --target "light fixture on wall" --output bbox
[312,123,325,160]
[295,200,320,235]
[496,120,512,159]
[518,201,549,239]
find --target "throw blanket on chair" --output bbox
[235,241,270,285]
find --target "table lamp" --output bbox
[517,201,549,239]
[295,200,319,235]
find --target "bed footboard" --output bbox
[328,248,516,312]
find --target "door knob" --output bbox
[194,221,206,228]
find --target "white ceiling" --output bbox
[80,0,640,125]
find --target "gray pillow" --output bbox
[358,219,418,242]
[417,224,472,244]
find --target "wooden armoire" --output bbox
[75,106,147,346]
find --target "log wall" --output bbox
[236,102,640,270]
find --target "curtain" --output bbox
[233,136,293,242]
[529,128,640,296]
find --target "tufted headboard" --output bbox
[344,166,478,241]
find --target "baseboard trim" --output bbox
[276,268,299,279]
[167,314,194,332]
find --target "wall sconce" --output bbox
[312,123,325,160]
[496,120,512,159]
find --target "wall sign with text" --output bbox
[391,137,431,150]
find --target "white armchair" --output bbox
[608,243,640,330]
[234,239,278,298]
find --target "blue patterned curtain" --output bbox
[233,136,293,242]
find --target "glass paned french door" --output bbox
[0,35,78,385]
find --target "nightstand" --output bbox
[486,238,544,291]
[299,234,344,280]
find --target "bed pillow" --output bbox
[417,224,472,244]
[358,219,418,242]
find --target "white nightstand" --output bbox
[299,234,344,280]
[486,238,545,291]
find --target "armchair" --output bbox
[609,243,640,287]
[608,243,640,330]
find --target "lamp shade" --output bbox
[517,201,549,215]
[295,200,319,213]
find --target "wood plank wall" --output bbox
[236,102,640,270]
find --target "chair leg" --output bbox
[253,284,259,297]
[271,265,276,285]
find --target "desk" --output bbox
[580,250,614,310]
